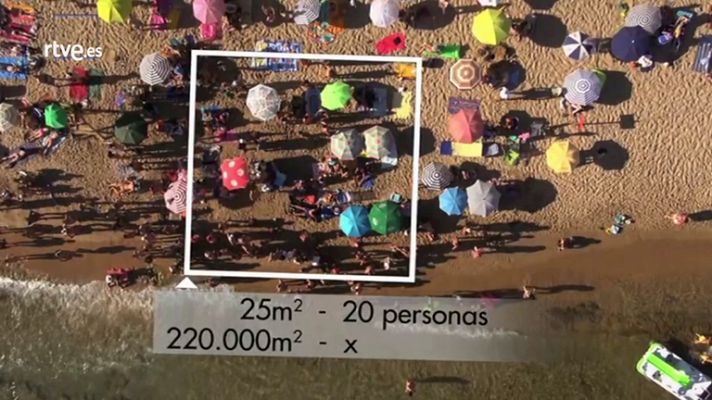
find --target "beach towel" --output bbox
[0,31,30,45]
[251,39,303,71]
[693,36,712,73]
[89,69,104,101]
[394,63,416,80]
[69,66,89,102]
[200,23,222,41]
[447,97,480,115]
[308,2,345,45]
[5,1,36,15]
[0,55,28,67]
[0,69,27,80]
[305,86,321,117]
[376,33,407,55]
[440,140,483,157]
[393,91,413,120]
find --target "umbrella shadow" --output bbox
[514,177,557,213]
[405,0,456,30]
[398,126,435,157]
[524,0,557,10]
[273,154,320,182]
[174,1,200,29]
[585,140,629,171]
[597,71,632,106]
[460,161,501,182]
[419,197,462,233]
[1,84,26,99]
[529,13,567,48]
[689,210,712,222]
[340,1,370,29]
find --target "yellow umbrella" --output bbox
[97,0,132,23]
[546,140,580,174]
[472,9,511,46]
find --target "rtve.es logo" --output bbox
[44,13,103,61]
[43,41,103,61]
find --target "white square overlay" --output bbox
[185,50,423,283]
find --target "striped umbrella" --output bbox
[0,103,19,132]
[164,170,188,215]
[140,52,172,86]
[330,129,364,160]
[370,0,400,28]
[421,162,453,191]
[363,125,395,159]
[624,3,661,34]
[246,84,281,121]
[294,0,320,25]
[466,180,500,217]
[449,59,481,90]
[562,31,595,61]
[563,68,603,106]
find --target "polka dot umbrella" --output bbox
[449,59,481,90]
[221,157,250,190]
[330,128,365,160]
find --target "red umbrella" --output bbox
[221,157,250,190]
[448,109,484,143]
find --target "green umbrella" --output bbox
[44,103,68,129]
[368,200,402,235]
[114,112,148,145]
[320,81,353,111]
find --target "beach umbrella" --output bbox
[193,0,226,24]
[330,129,364,160]
[370,0,400,28]
[139,52,172,86]
[563,68,603,106]
[624,3,661,34]
[449,59,481,90]
[369,201,402,235]
[221,157,250,190]
[421,162,453,191]
[0,103,19,132]
[562,31,595,61]
[246,84,281,121]
[363,125,395,159]
[340,205,372,237]
[611,26,651,62]
[97,0,132,23]
[320,81,353,111]
[439,187,468,216]
[164,170,188,215]
[449,108,484,144]
[114,112,147,145]
[44,103,68,130]
[546,140,580,174]
[466,180,500,217]
[472,9,511,46]
[293,0,320,25]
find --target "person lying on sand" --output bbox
[522,286,536,300]
[0,147,30,168]
[700,352,712,365]
[694,333,711,346]
[109,178,138,197]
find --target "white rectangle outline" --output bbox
[184,50,422,283]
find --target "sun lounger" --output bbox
[693,36,712,73]
[447,97,480,115]
[0,31,30,45]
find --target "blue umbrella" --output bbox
[340,205,372,237]
[439,187,468,216]
[611,26,651,62]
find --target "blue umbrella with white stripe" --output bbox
[563,68,603,106]
[562,31,595,61]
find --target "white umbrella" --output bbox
[624,3,662,34]
[164,170,188,215]
[563,68,603,106]
[0,103,19,132]
[246,84,281,121]
[466,180,500,217]
[370,0,400,28]
[562,31,595,61]
[139,52,172,86]
[294,0,320,25]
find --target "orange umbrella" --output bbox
[448,109,484,143]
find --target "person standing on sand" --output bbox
[405,379,416,396]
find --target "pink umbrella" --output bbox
[449,109,484,143]
[193,0,226,24]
